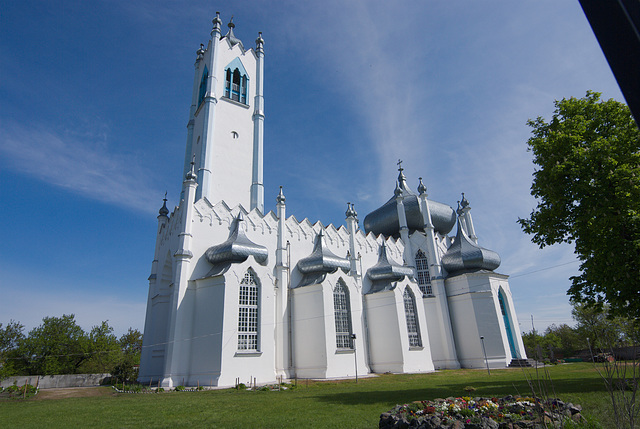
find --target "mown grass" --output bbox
[0,363,619,428]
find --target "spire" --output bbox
[196,43,205,61]
[212,12,222,35]
[255,31,264,53]
[397,159,408,188]
[276,186,286,204]
[417,177,427,195]
[185,155,197,181]
[345,202,357,219]
[394,181,403,198]
[223,16,244,48]
[460,192,470,209]
[159,192,169,217]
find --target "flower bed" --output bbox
[379,396,583,428]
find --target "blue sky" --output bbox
[0,1,624,336]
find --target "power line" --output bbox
[510,260,579,279]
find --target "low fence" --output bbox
[1,373,111,389]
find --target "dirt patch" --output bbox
[34,387,116,400]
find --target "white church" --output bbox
[138,14,528,388]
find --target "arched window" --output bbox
[403,288,422,347]
[225,68,249,104]
[415,250,433,296]
[333,280,353,349]
[198,66,208,107]
[237,270,259,351]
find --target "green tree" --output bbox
[78,321,120,374]
[111,328,143,383]
[0,321,25,379]
[519,91,640,318]
[545,323,581,357]
[21,314,89,375]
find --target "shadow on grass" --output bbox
[311,377,607,406]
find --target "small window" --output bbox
[231,131,239,139]
[404,288,422,347]
[415,250,433,296]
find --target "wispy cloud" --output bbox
[0,121,162,215]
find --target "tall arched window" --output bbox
[237,270,259,351]
[415,249,433,296]
[333,280,353,349]
[198,66,208,107]
[403,288,422,347]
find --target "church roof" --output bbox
[363,170,456,237]
[441,219,501,277]
[366,243,414,293]
[203,212,268,277]
[296,230,350,287]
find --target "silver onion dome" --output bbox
[296,230,350,287]
[441,220,500,277]
[203,212,268,277]
[366,243,415,293]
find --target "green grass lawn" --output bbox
[0,363,620,428]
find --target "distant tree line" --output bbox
[522,303,640,361]
[0,314,142,382]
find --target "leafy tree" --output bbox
[545,323,581,357]
[519,91,640,318]
[111,328,143,383]
[572,303,624,350]
[78,321,120,374]
[0,321,25,379]
[119,328,143,356]
[20,314,89,375]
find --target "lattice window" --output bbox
[333,280,353,349]
[404,288,422,347]
[415,249,433,296]
[237,270,259,351]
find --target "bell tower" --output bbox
[182,13,264,212]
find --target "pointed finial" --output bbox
[351,203,358,219]
[212,11,222,27]
[196,43,205,60]
[186,155,197,181]
[460,192,470,209]
[394,181,403,198]
[228,16,235,29]
[276,186,286,204]
[256,31,264,51]
[417,177,427,195]
[159,192,169,217]
[396,159,407,186]
[345,202,356,218]
[456,200,463,216]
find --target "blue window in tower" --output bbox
[223,58,249,105]
[198,66,208,107]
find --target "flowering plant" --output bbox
[380,395,582,428]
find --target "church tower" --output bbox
[184,13,265,212]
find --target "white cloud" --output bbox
[0,121,162,215]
